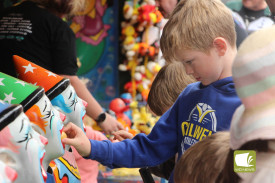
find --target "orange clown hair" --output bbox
[26,105,48,134]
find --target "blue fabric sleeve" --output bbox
[87,102,180,168]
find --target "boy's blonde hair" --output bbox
[174,131,230,183]
[25,0,85,17]
[160,0,236,63]
[147,62,195,116]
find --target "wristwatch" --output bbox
[95,112,106,124]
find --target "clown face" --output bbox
[0,112,48,183]
[51,84,87,132]
[25,94,66,170]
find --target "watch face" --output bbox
[97,113,106,123]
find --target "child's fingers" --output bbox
[112,130,134,141]
[117,123,124,130]
[62,137,75,146]
[63,122,80,138]
[114,130,134,139]
[113,130,125,136]
[63,122,74,133]
[113,134,124,141]
[123,133,133,139]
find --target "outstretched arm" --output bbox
[63,107,178,169]
[60,75,124,134]
[62,122,91,157]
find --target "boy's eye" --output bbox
[185,60,192,64]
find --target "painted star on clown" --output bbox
[15,80,27,86]
[46,71,57,77]
[23,63,36,74]
[3,92,16,104]
[0,78,4,86]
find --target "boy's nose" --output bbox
[185,66,193,75]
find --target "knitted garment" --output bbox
[230,25,275,149]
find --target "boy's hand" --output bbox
[112,130,134,141]
[62,122,91,157]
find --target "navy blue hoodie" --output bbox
[87,77,241,182]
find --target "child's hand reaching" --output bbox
[112,130,134,141]
[62,122,91,157]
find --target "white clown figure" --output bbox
[0,101,48,183]
[0,72,66,173]
[13,55,89,183]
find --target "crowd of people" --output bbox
[0,0,275,182]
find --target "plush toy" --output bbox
[121,25,138,61]
[109,98,137,136]
[120,93,133,120]
[120,0,163,103]
[132,106,158,135]
[137,5,156,32]
[146,61,161,79]
[109,98,131,127]
[122,1,139,24]
[123,2,134,20]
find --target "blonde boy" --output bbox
[62,0,241,182]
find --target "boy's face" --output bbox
[176,48,224,86]
[155,0,178,18]
[242,0,267,11]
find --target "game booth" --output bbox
[0,0,165,183]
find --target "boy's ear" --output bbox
[213,37,227,56]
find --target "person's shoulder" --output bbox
[38,10,72,36]
[39,9,66,26]
[209,77,237,93]
[185,82,200,92]
[19,1,66,28]
[21,2,67,27]
[177,82,200,98]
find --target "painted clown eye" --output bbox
[17,119,33,150]
[43,110,55,130]
[42,110,52,120]
[69,93,78,111]
[69,97,76,107]
[17,132,28,144]
[25,133,33,150]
